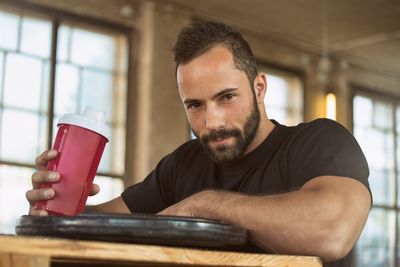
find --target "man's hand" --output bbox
[25,150,100,216]
[158,190,219,218]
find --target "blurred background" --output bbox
[0,0,399,266]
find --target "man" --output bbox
[26,21,371,267]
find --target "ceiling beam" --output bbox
[330,30,400,52]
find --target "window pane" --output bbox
[358,126,389,169]
[261,68,303,126]
[40,61,50,113]
[0,109,41,163]
[0,10,19,51]
[3,54,43,110]
[267,107,288,124]
[86,176,124,205]
[355,208,395,267]
[81,70,113,122]
[365,129,393,171]
[39,115,48,151]
[397,213,400,264]
[397,106,400,134]
[396,105,400,206]
[57,25,70,62]
[20,15,51,58]
[355,126,394,206]
[97,125,125,175]
[98,137,111,173]
[53,115,61,143]
[266,74,288,108]
[0,51,4,98]
[0,165,33,234]
[369,169,394,205]
[70,28,116,70]
[374,101,392,130]
[54,63,79,116]
[354,96,373,127]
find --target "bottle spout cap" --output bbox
[83,106,105,123]
[58,106,110,141]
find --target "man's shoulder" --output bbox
[295,118,346,131]
[282,118,356,153]
[290,118,350,139]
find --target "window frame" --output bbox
[351,85,400,267]
[257,61,306,126]
[0,0,133,180]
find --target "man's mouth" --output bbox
[201,129,241,147]
[209,136,233,145]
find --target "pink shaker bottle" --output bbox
[35,107,110,216]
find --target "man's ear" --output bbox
[253,73,267,103]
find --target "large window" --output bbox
[353,92,400,267]
[260,66,303,126]
[0,4,129,234]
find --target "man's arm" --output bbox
[158,175,371,262]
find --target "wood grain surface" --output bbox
[0,235,322,267]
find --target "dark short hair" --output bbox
[172,20,258,86]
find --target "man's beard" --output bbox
[193,98,260,165]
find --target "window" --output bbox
[260,66,303,126]
[0,4,129,234]
[353,92,400,267]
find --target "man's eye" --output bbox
[223,94,235,101]
[187,103,201,110]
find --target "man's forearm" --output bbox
[190,176,370,262]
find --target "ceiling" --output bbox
[156,0,400,78]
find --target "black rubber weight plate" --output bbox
[15,213,247,249]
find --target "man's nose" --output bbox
[205,104,225,130]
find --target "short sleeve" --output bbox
[287,119,370,192]
[121,153,176,213]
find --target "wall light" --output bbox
[325,93,336,120]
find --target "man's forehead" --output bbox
[178,46,234,71]
[177,49,237,82]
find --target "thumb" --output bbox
[89,183,100,196]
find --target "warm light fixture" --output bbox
[320,0,336,122]
[325,93,336,120]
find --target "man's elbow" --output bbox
[315,179,371,262]
[318,235,351,262]
[318,210,369,262]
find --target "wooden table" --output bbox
[0,235,322,267]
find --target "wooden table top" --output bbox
[0,235,322,267]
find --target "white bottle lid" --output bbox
[58,106,111,141]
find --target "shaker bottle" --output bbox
[35,106,110,216]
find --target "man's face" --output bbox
[177,46,260,165]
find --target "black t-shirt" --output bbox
[122,118,371,267]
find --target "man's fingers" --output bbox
[35,150,58,170]
[31,171,60,188]
[25,188,55,204]
[89,183,100,196]
[29,209,49,216]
